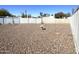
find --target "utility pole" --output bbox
[25,10,27,18]
[25,10,29,24]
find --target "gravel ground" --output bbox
[0,24,75,54]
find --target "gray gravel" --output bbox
[0,24,76,54]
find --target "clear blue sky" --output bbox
[0,5,78,16]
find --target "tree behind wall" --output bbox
[65,13,71,18]
[40,12,43,24]
[21,13,28,18]
[55,12,65,19]
[0,9,13,17]
[0,9,14,24]
[54,12,71,19]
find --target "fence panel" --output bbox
[4,17,13,24]
[13,17,20,24]
[20,18,28,24]
[29,18,37,23]
[69,10,79,53]
[43,16,55,23]
[36,18,41,24]
[0,18,3,24]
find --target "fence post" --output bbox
[3,17,4,24]
[19,17,20,24]
[12,17,14,24]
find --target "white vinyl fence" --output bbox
[0,18,3,24]
[0,16,69,24]
[68,10,79,54]
[0,17,20,24]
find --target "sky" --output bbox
[0,5,78,16]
